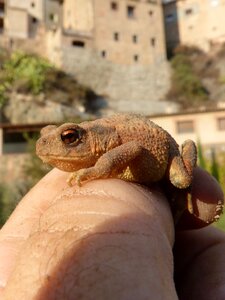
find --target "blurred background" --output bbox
[0,0,224,229]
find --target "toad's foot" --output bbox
[66,169,86,187]
[67,167,103,186]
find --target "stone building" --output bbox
[3,0,167,66]
[1,1,172,115]
[6,0,43,38]
[58,0,166,65]
[1,0,46,54]
[163,0,225,54]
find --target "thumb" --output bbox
[3,178,177,299]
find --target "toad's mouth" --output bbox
[38,154,87,163]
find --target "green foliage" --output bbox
[4,51,53,94]
[0,50,98,114]
[0,182,27,228]
[210,149,220,182]
[23,132,52,186]
[0,83,8,107]
[167,53,209,107]
[0,51,53,107]
[0,133,51,228]
[197,140,206,169]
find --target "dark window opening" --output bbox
[176,121,194,134]
[32,17,37,24]
[114,32,119,41]
[132,35,138,43]
[72,40,85,47]
[101,50,107,58]
[49,13,58,22]
[151,37,156,47]
[134,55,139,62]
[111,2,118,10]
[0,19,4,30]
[127,6,135,18]
[185,8,193,15]
[149,10,154,17]
[3,131,38,154]
[0,3,5,11]
[217,117,225,131]
[31,2,35,8]
[165,13,175,23]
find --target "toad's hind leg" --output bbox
[169,139,197,189]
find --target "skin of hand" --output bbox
[0,168,224,299]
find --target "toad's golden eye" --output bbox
[61,129,81,144]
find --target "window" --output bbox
[132,35,138,43]
[0,19,3,30]
[32,17,37,24]
[133,55,139,62]
[176,120,194,134]
[3,131,38,154]
[49,13,58,23]
[111,2,118,10]
[217,117,225,130]
[101,50,107,58]
[165,13,175,23]
[72,40,85,48]
[114,32,119,41]
[0,3,5,11]
[149,10,154,17]
[151,37,156,47]
[127,6,135,19]
[31,2,35,8]
[185,8,193,15]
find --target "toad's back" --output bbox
[89,114,180,184]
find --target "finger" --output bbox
[3,179,177,299]
[176,167,224,229]
[174,226,225,300]
[0,169,68,293]
[174,167,225,299]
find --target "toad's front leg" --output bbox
[67,141,143,186]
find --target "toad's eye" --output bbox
[61,129,81,145]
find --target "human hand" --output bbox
[0,168,224,299]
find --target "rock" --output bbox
[3,92,85,124]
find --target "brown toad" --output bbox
[36,114,225,227]
[36,114,197,189]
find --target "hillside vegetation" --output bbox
[0,50,99,123]
[166,44,225,109]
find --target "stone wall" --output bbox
[61,46,177,115]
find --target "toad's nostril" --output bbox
[40,137,48,145]
[36,137,48,154]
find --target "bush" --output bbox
[167,53,209,108]
[4,51,53,94]
[0,182,27,227]
[22,132,52,186]
[0,51,53,107]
